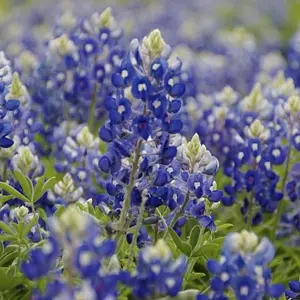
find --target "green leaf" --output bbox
[33,176,45,201]
[189,225,201,248]
[13,170,33,201]
[0,247,19,266]
[37,207,47,221]
[168,227,192,256]
[0,268,24,291]
[0,221,15,236]
[54,205,66,217]
[187,272,206,281]
[191,243,219,257]
[0,195,13,204]
[212,237,226,246]
[216,223,233,231]
[0,182,29,203]
[0,235,15,242]
[34,177,56,202]
[21,216,38,238]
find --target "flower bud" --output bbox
[246,119,269,140]
[143,239,171,263]
[76,126,99,149]
[142,29,166,58]
[49,34,76,56]
[11,206,29,219]
[99,7,113,28]
[11,145,39,175]
[241,83,270,116]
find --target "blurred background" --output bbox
[0,0,299,43]
[1,0,300,95]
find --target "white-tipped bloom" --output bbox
[10,206,29,220]
[11,145,39,175]
[259,52,286,74]
[54,173,83,203]
[98,7,113,28]
[217,27,256,50]
[76,126,99,149]
[284,95,300,117]
[73,281,96,300]
[58,11,77,30]
[49,34,76,56]
[5,72,30,105]
[16,51,38,73]
[217,86,237,106]
[240,83,270,117]
[246,119,269,140]
[178,133,218,174]
[50,205,91,240]
[140,29,171,61]
[0,51,12,84]
[271,71,297,97]
[142,239,171,263]
[226,230,259,253]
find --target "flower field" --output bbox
[0,0,299,299]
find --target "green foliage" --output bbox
[168,227,192,256]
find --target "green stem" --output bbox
[154,222,158,244]
[163,191,190,239]
[184,227,205,288]
[88,82,99,134]
[30,202,42,240]
[16,241,22,274]
[115,139,143,251]
[247,192,254,230]
[273,136,293,236]
[118,139,142,229]
[126,198,146,269]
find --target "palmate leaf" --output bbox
[0,245,19,266]
[189,225,201,249]
[0,182,29,203]
[33,176,56,202]
[0,195,13,204]
[168,227,192,256]
[0,221,15,236]
[0,267,24,291]
[191,243,219,258]
[13,170,33,201]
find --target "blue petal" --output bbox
[170,83,185,97]
[0,137,14,148]
[109,110,122,125]
[289,281,300,292]
[268,284,284,298]
[5,99,20,111]
[207,260,221,274]
[99,127,113,142]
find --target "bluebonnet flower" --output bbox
[190,75,300,226]
[198,230,284,300]
[286,29,300,88]
[10,145,44,178]
[22,236,60,280]
[50,125,105,201]
[20,8,125,156]
[276,162,300,244]
[285,280,300,300]
[97,30,185,219]
[133,239,186,299]
[0,52,22,148]
[96,34,222,273]
[24,205,130,299]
